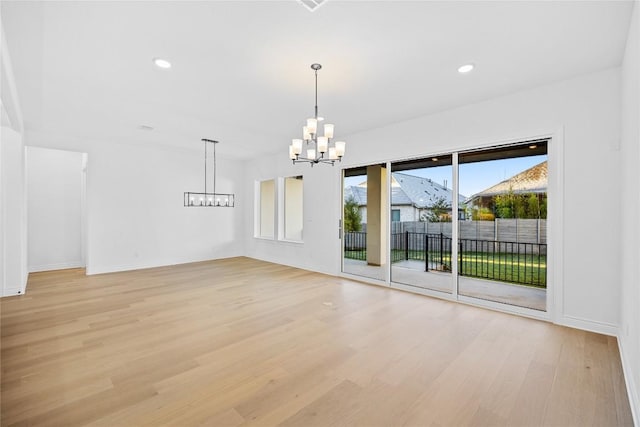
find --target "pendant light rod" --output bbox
[312,63,321,119]
[202,138,218,195]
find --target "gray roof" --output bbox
[344,172,466,209]
[466,161,547,203]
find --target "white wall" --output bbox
[619,2,640,423]
[1,9,28,297]
[245,157,341,274]
[1,126,28,296]
[25,133,245,275]
[26,146,85,272]
[245,67,621,335]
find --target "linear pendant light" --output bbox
[184,139,235,207]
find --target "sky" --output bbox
[344,155,547,198]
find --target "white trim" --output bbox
[385,161,392,284]
[451,152,459,299]
[557,315,618,337]
[618,336,640,427]
[276,239,304,245]
[546,127,565,324]
[2,288,23,297]
[29,261,84,273]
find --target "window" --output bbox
[255,177,304,242]
[258,179,275,238]
[391,209,401,222]
[284,176,303,241]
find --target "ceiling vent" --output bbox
[298,0,327,12]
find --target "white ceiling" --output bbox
[0,0,634,159]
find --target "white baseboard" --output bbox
[558,314,618,336]
[29,261,84,273]
[1,288,24,297]
[86,253,243,276]
[618,336,639,427]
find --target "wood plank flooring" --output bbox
[1,257,633,426]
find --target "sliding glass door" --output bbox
[342,165,387,281]
[458,141,548,311]
[389,156,455,294]
[341,139,549,313]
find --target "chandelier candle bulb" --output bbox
[324,124,334,139]
[335,141,345,157]
[307,148,316,159]
[303,126,311,141]
[329,147,337,160]
[318,137,328,153]
[289,145,296,159]
[292,139,303,154]
[307,118,317,134]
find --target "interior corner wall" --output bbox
[244,155,341,275]
[26,146,84,272]
[619,2,640,423]
[244,67,622,335]
[25,133,245,275]
[1,126,28,296]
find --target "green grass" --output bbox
[344,250,546,288]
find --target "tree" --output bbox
[472,207,495,221]
[493,189,547,219]
[343,195,362,232]
[422,196,451,222]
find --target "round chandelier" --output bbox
[288,63,345,166]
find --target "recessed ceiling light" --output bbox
[432,157,438,161]
[529,144,537,149]
[153,58,172,69]
[457,63,475,74]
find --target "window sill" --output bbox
[253,237,304,245]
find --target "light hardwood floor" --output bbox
[1,257,633,426]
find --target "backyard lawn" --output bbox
[344,250,547,287]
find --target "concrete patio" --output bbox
[344,259,546,311]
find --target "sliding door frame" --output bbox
[339,127,564,324]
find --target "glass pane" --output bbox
[342,166,386,281]
[458,141,548,311]
[389,155,455,294]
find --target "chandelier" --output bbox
[184,139,235,207]
[288,63,345,166]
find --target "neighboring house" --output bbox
[465,161,547,211]
[344,172,466,223]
